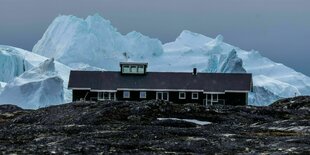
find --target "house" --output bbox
[68,62,253,106]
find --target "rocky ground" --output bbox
[0,96,310,154]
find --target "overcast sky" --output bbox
[0,0,309,76]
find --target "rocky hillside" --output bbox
[0,97,310,154]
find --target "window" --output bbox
[138,65,144,73]
[140,91,146,98]
[110,93,115,100]
[207,94,211,100]
[98,92,116,101]
[123,65,130,73]
[192,92,199,99]
[213,94,218,102]
[156,92,169,101]
[103,92,109,100]
[123,91,130,98]
[98,92,104,100]
[179,92,186,99]
[130,65,137,73]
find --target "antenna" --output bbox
[123,52,129,62]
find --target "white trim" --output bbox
[117,88,203,92]
[71,88,91,90]
[179,92,186,99]
[192,92,199,100]
[225,90,249,93]
[205,94,219,105]
[212,94,218,102]
[91,89,117,92]
[72,88,249,93]
[140,91,147,99]
[203,92,225,94]
[123,91,130,98]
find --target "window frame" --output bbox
[123,91,130,98]
[140,91,147,99]
[192,92,199,100]
[122,65,130,73]
[98,92,104,100]
[179,92,186,99]
[156,92,169,101]
[137,65,144,73]
[212,94,218,102]
[130,65,137,73]
[98,92,116,101]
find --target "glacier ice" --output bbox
[248,86,282,106]
[162,30,310,104]
[218,49,246,73]
[0,48,32,82]
[0,58,64,109]
[31,14,310,105]
[0,82,6,94]
[68,63,105,71]
[33,14,164,71]
[0,45,72,103]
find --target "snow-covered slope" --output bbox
[0,58,64,109]
[33,14,164,70]
[31,14,310,105]
[0,45,72,102]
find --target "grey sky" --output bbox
[0,0,309,76]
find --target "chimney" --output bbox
[193,68,197,75]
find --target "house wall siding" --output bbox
[225,92,247,105]
[72,90,247,106]
[117,90,204,104]
[72,90,98,101]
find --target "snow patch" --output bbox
[157,118,212,125]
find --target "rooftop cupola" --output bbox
[120,62,148,74]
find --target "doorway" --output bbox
[206,94,218,105]
[98,92,116,101]
[156,92,169,101]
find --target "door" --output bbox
[98,92,116,101]
[206,94,212,105]
[206,94,218,106]
[156,92,169,101]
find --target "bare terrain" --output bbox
[0,96,310,154]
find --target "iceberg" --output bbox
[163,30,310,104]
[0,45,72,103]
[28,14,310,105]
[33,14,164,71]
[248,86,281,106]
[0,58,64,109]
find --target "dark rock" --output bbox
[271,96,310,110]
[0,97,309,154]
[0,104,23,113]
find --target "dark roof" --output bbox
[68,71,252,92]
[119,62,148,66]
